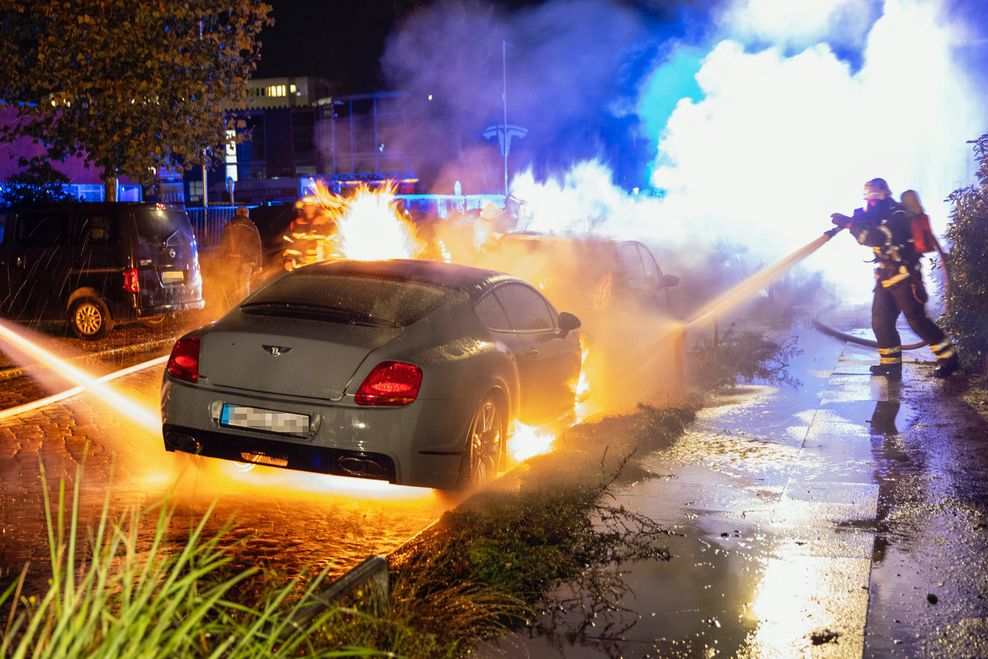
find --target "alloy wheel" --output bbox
[467,398,503,486]
[73,302,104,336]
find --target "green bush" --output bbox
[942,133,988,373]
[0,157,73,208]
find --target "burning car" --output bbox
[160,259,582,490]
[473,233,679,319]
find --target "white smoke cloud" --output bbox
[717,0,877,50]
[642,0,988,294]
[512,161,673,239]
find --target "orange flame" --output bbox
[304,181,423,262]
[571,335,591,423]
[508,421,557,462]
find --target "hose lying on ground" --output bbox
[811,238,952,351]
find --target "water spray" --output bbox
[629,227,845,395]
[0,320,160,433]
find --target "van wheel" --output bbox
[69,298,113,339]
[456,394,506,490]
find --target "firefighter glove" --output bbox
[830,212,851,227]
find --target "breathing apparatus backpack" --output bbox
[900,190,938,254]
[909,213,937,253]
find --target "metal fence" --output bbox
[185,206,241,250]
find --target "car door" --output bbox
[618,241,648,303]
[492,282,580,424]
[66,207,119,305]
[634,242,673,310]
[4,208,70,320]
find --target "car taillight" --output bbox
[122,267,140,294]
[354,361,422,406]
[167,336,200,383]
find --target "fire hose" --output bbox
[811,226,953,350]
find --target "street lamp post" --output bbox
[501,40,513,200]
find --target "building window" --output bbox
[188,180,203,203]
[66,183,105,202]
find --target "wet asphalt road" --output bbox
[0,321,447,596]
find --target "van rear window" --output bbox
[134,209,194,245]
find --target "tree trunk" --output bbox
[104,176,118,202]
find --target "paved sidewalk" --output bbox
[504,311,985,657]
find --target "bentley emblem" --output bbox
[262,345,292,356]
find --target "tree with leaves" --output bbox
[0,0,271,200]
[942,133,988,373]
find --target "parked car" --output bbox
[475,233,679,318]
[0,202,204,338]
[161,259,582,490]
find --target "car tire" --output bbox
[456,393,506,490]
[69,297,114,339]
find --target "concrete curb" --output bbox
[0,337,176,382]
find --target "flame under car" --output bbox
[160,259,582,490]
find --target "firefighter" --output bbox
[831,178,959,378]
[218,206,262,303]
[281,197,341,271]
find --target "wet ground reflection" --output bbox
[0,364,447,596]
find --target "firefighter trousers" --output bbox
[871,279,951,362]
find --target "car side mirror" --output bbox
[558,311,581,337]
[662,274,679,288]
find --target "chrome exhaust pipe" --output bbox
[338,456,386,478]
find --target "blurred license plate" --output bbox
[161,270,184,284]
[220,404,309,436]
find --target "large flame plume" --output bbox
[308,181,424,262]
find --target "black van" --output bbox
[0,202,204,338]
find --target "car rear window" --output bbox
[241,272,456,327]
[134,208,195,245]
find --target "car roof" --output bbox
[495,232,643,250]
[303,259,518,298]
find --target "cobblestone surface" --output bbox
[0,362,445,596]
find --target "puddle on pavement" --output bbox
[484,320,875,657]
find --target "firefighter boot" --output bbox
[871,346,902,378]
[933,354,960,379]
[869,363,902,378]
[930,339,960,378]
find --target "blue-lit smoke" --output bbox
[383,0,988,294]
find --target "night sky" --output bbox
[254,1,543,93]
[252,0,654,93]
[254,1,405,92]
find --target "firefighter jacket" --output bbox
[281,215,342,269]
[846,198,923,288]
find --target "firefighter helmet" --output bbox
[863,178,891,201]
